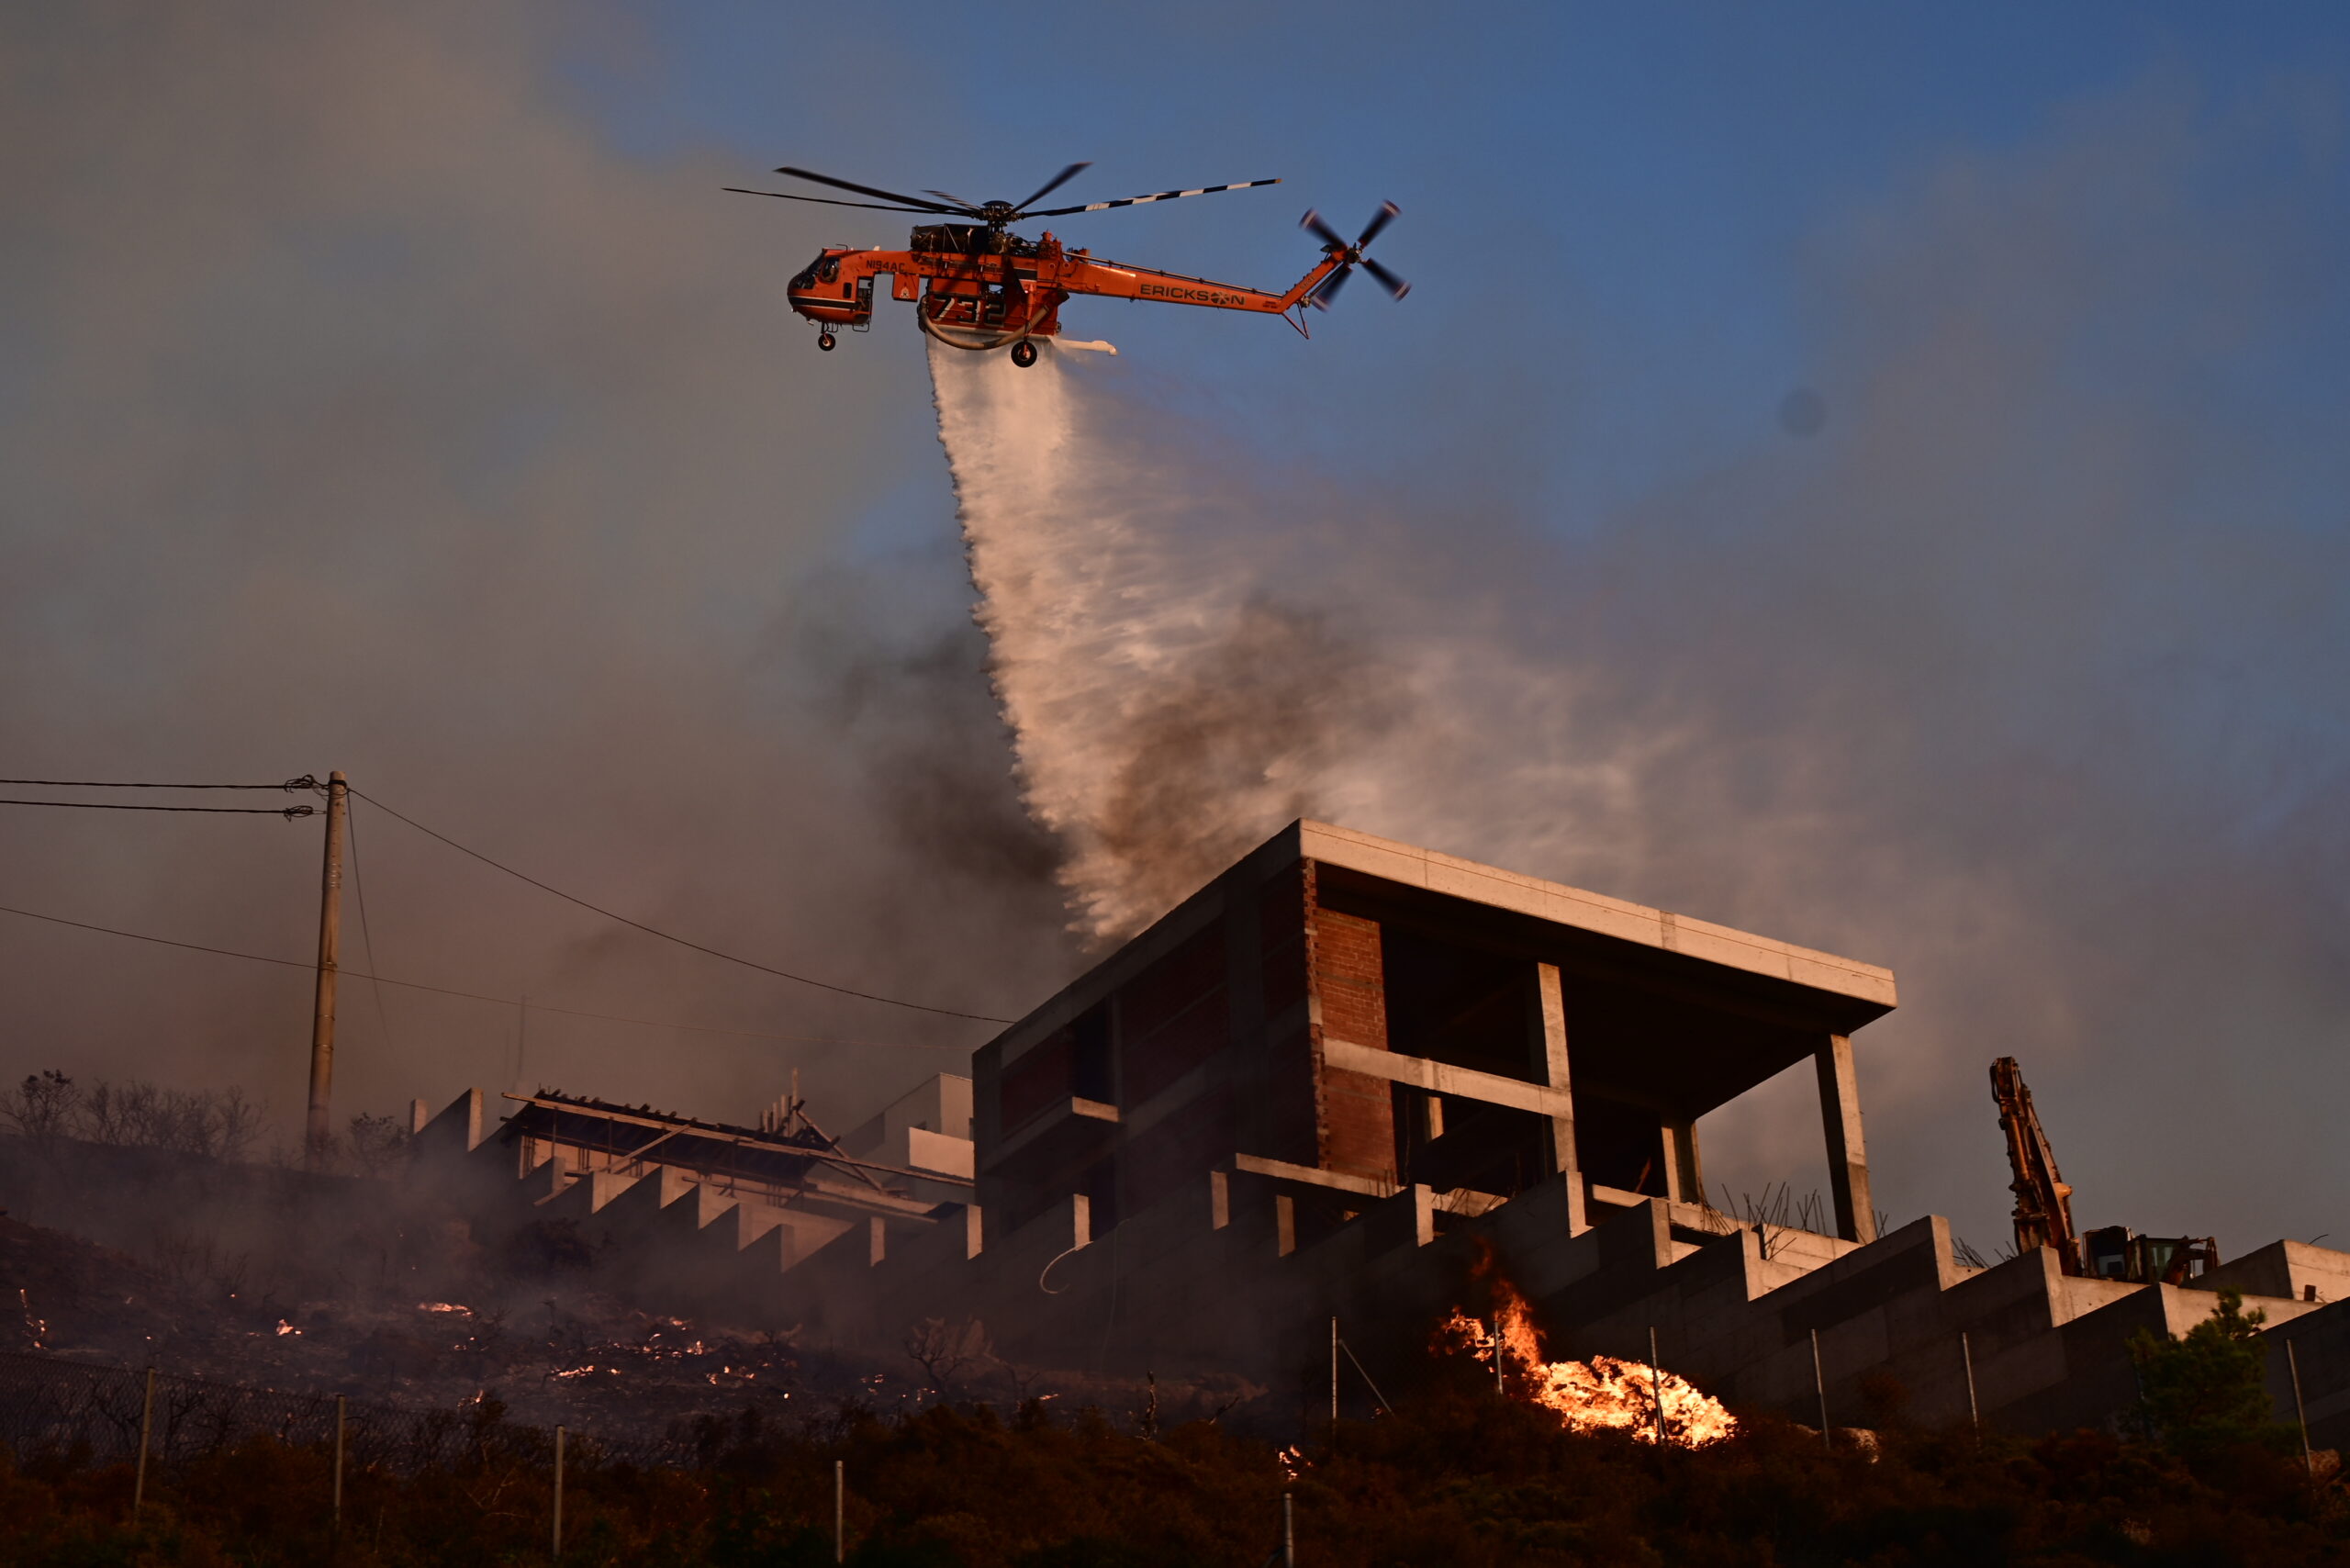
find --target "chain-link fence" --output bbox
[0,1350,690,1473]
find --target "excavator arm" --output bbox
[1989,1057,2077,1272]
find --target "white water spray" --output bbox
[927,340,1639,940]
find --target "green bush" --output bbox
[2128,1288,2296,1462]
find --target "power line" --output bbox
[0,798,313,817]
[348,786,1012,1025]
[0,778,313,790]
[0,901,963,1052]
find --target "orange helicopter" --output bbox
[725,162,1406,364]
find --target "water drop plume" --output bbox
[928,342,1397,938]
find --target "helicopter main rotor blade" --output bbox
[1013,162,1092,213]
[1027,178,1281,219]
[923,190,988,214]
[1360,255,1411,299]
[1355,200,1400,249]
[723,187,945,214]
[1299,208,1349,251]
[773,166,965,215]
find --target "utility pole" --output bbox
[306,770,347,1170]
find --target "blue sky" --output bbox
[576,2,2348,528]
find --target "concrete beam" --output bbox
[1321,1038,1573,1121]
[1234,1151,1395,1199]
[1815,1034,1875,1244]
[1295,820,1897,1011]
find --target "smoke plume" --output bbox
[929,342,1414,936]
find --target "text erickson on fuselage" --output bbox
[1137,281,1251,307]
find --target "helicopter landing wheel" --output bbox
[817,332,836,352]
[1009,340,1038,368]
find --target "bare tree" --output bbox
[0,1070,78,1137]
[6,1075,271,1160]
[346,1112,412,1177]
[76,1079,132,1144]
[903,1316,990,1399]
[990,1351,1045,1406]
[1136,1372,1159,1439]
[207,1086,265,1161]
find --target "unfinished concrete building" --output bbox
[409,821,2349,1446]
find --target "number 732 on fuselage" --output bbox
[725,161,1406,365]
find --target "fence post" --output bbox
[2288,1340,2314,1480]
[834,1458,845,1563]
[333,1394,346,1534]
[1810,1329,1830,1449]
[132,1366,155,1520]
[1649,1326,1666,1446]
[1329,1316,1339,1431]
[1282,1490,1294,1567]
[552,1424,565,1560]
[1960,1332,1980,1439]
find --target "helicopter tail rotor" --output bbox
[1302,202,1408,308]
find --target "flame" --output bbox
[1438,1276,1737,1448]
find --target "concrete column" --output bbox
[1815,1034,1875,1243]
[1659,1120,1703,1204]
[1530,963,1578,1182]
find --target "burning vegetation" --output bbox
[1438,1274,1738,1449]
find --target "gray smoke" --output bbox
[0,6,1077,1137]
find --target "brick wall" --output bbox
[1312,909,1389,1049]
[1310,900,1396,1182]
